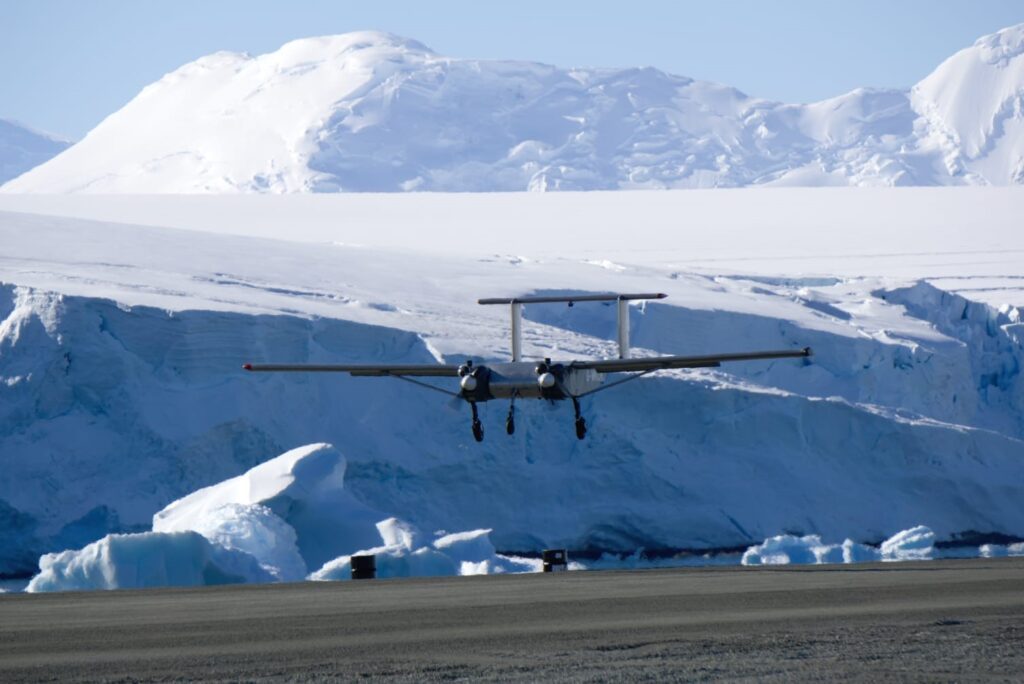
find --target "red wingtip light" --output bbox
[242,363,253,371]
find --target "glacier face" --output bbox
[4,25,1024,193]
[2,277,1022,577]
[0,119,70,186]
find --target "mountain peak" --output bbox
[972,22,1024,67]
[266,31,438,75]
[912,23,1024,165]
[277,30,436,57]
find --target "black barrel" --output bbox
[542,549,568,572]
[351,554,376,580]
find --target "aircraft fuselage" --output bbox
[457,361,602,402]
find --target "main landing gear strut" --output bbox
[470,402,484,442]
[469,398,586,442]
[572,396,587,440]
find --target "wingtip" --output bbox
[803,347,813,356]
[242,363,253,371]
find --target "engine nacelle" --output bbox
[537,372,557,389]
[458,364,491,401]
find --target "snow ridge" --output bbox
[5,25,1024,193]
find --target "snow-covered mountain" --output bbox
[4,25,1024,193]
[913,24,1024,184]
[0,119,70,186]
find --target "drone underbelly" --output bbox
[487,379,547,399]
[484,364,602,400]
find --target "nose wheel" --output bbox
[470,402,484,442]
[572,397,587,440]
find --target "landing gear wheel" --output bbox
[470,402,484,442]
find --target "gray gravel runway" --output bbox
[1,557,1023,682]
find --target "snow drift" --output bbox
[5,24,1024,193]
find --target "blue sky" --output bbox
[2,1,1022,140]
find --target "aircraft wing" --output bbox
[570,347,812,374]
[242,363,461,377]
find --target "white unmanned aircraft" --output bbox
[244,293,811,441]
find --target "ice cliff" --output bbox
[3,278,1022,577]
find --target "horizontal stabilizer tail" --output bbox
[478,292,667,305]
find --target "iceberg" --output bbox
[26,446,544,591]
[880,525,935,561]
[26,531,272,592]
[168,502,307,582]
[153,443,385,573]
[741,534,831,566]
[978,542,1024,558]
[741,526,934,566]
[310,518,537,581]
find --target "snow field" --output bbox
[1,189,1022,309]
